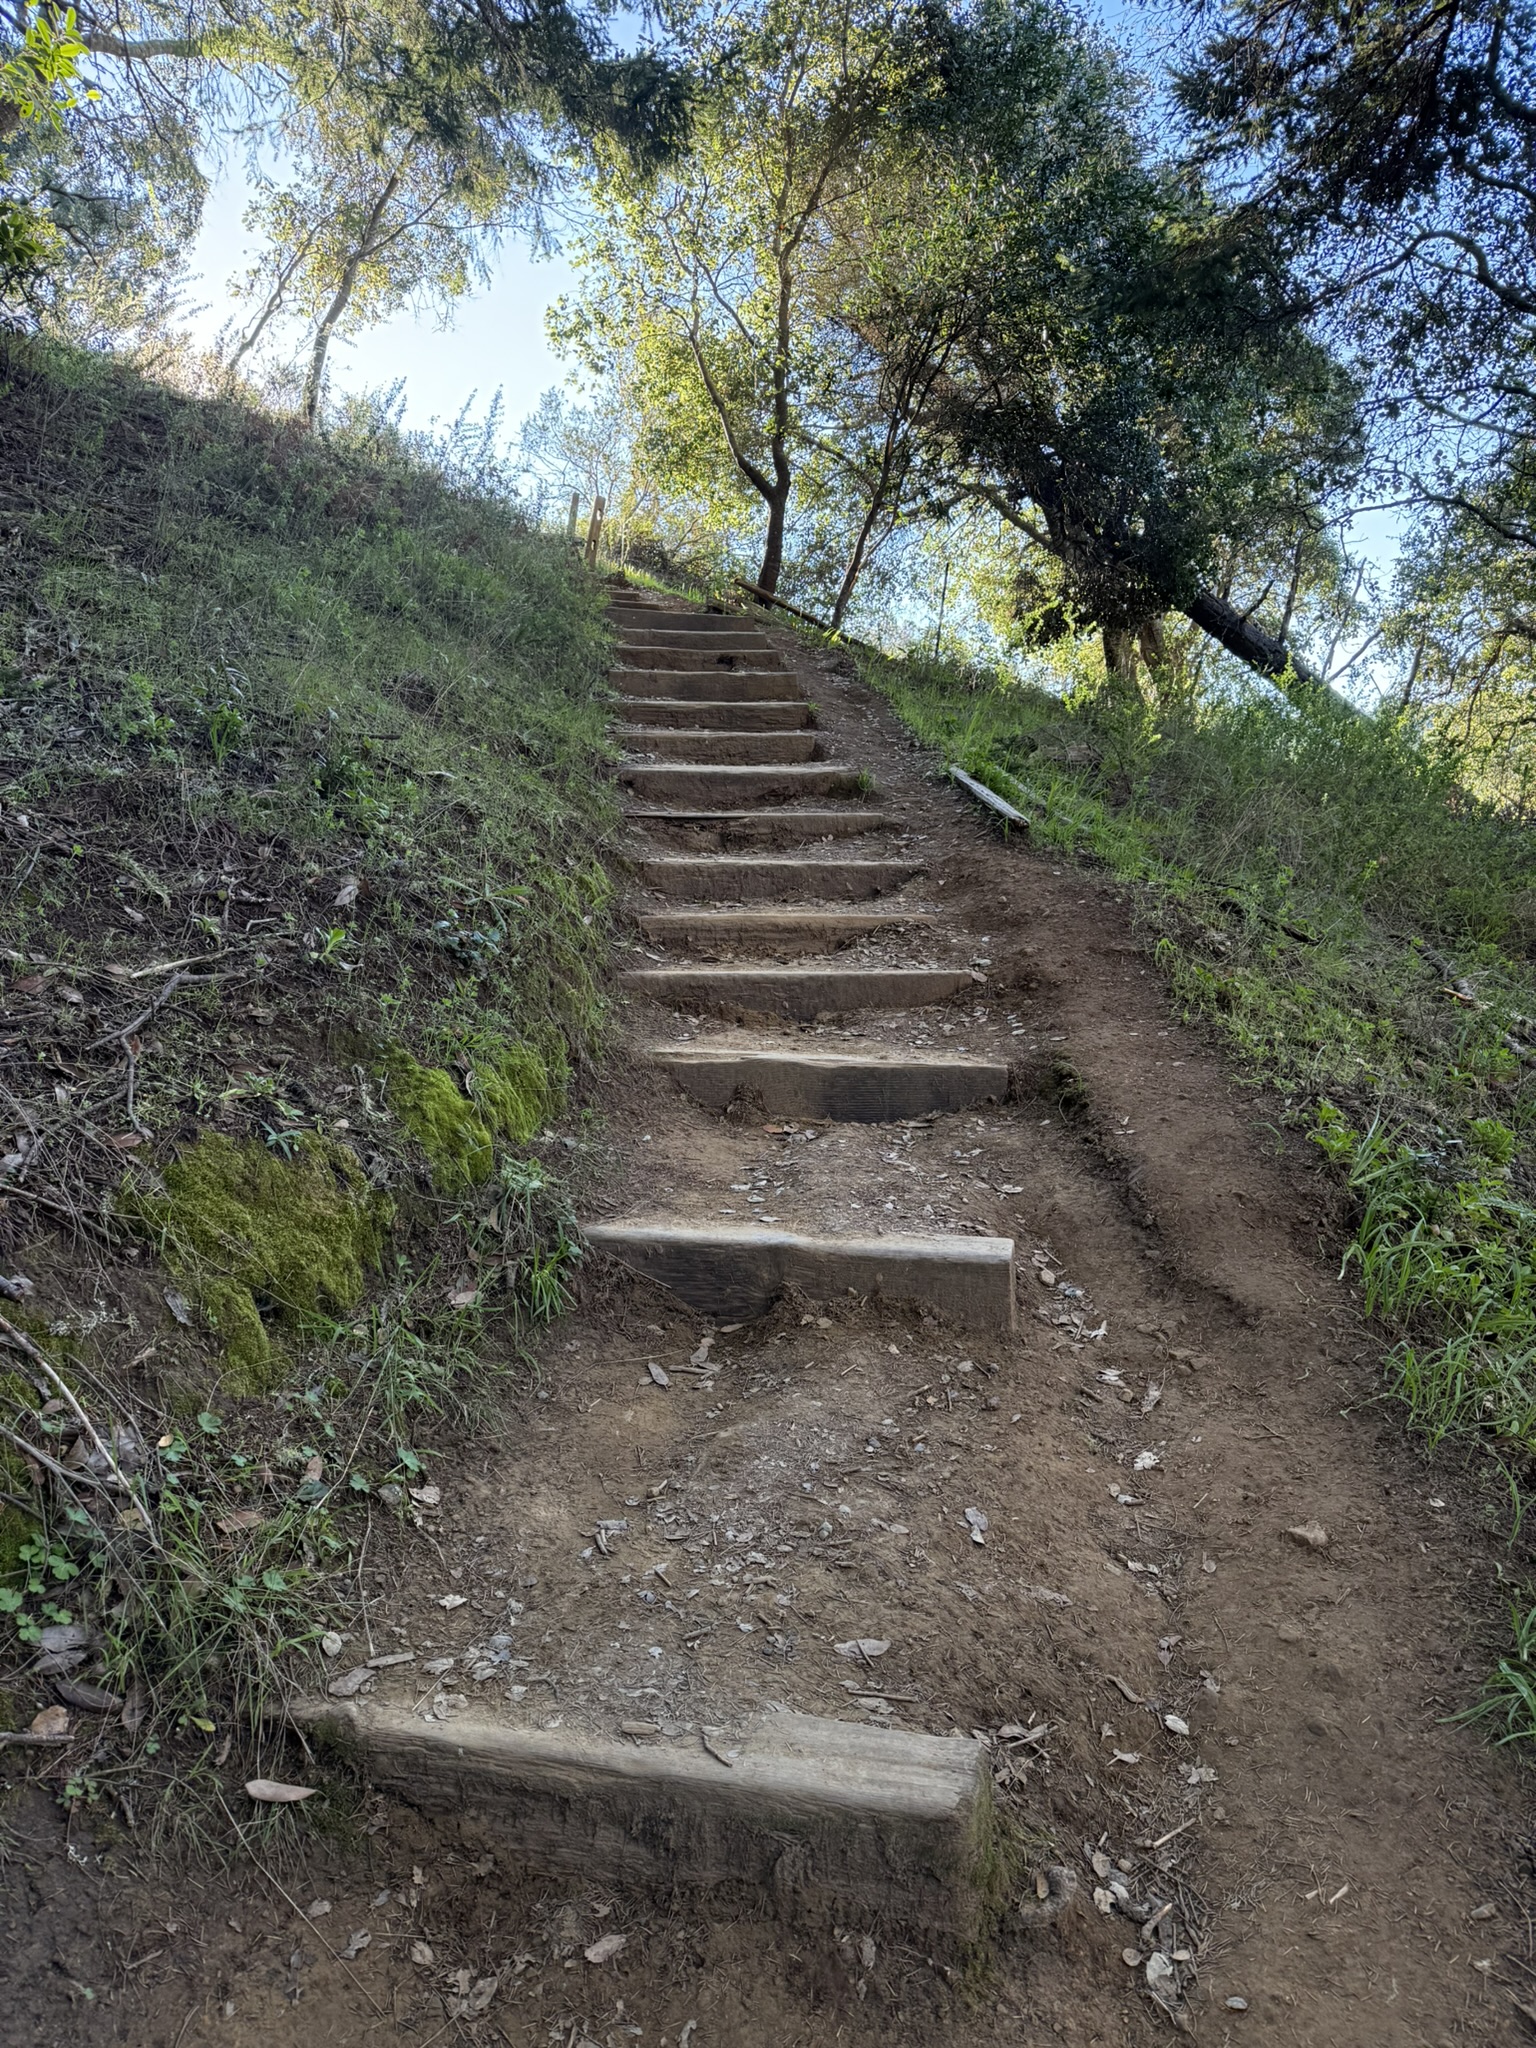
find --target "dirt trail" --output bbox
[8,600,1533,2048]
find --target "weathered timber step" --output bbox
[619,763,867,805]
[585,1220,1016,1329]
[620,697,813,731]
[624,809,898,848]
[295,1702,989,1935]
[612,612,765,635]
[649,1045,1009,1119]
[613,647,794,674]
[619,729,822,765]
[620,965,981,1018]
[637,907,933,954]
[636,856,920,900]
[618,622,775,644]
[615,668,801,700]
[618,637,779,663]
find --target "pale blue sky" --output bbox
[180,163,577,435]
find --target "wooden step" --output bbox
[618,643,786,667]
[619,730,822,765]
[620,965,981,1018]
[621,698,813,731]
[613,613,767,637]
[637,907,933,954]
[294,1701,991,1937]
[619,763,867,805]
[635,856,920,900]
[648,1045,1010,1119]
[618,621,774,643]
[584,1219,1016,1328]
[614,665,799,694]
[625,809,897,849]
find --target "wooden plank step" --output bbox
[638,907,932,953]
[618,622,775,644]
[625,808,894,843]
[292,1701,991,1936]
[619,763,868,805]
[613,613,768,636]
[621,698,812,730]
[619,730,822,765]
[584,1220,1016,1328]
[614,665,799,693]
[635,857,920,900]
[618,638,779,665]
[619,965,980,1018]
[648,1045,1010,1119]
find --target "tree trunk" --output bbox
[755,484,790,597]
[1182,586,1360,716]
[830,469,891,626]
[1101,623,1140,694]
[225,229,318,389]
[301,166,404,431]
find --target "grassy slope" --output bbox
[850,646,1536,1729]
[0,335,617,1805]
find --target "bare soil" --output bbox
[7,623,1534,2048]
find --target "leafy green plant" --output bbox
[1457,1600,1536,1745]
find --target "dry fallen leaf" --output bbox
[333,875,360,909]
[834,1638,891,1660]
[54,1679,123,1714]
[584,1933,627,1965]
[120,1676,148,1736]
[327,1666,374,1698]
[1285,1520,1330,1551]
[29,1705,70,1738]
[647,1361,670,1387]
[245,1779,318,1804]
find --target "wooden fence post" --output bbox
[584,495,606,566]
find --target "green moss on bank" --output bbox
[382,1041,555,1191]
[120,1134,393,1393]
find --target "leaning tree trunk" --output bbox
[301,166,404,431]
[754,483,791,597]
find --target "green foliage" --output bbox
[1460,1600,1536,1747]
[120,1134,393,1392]
[0,3,95,285]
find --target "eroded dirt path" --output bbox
[11,601,1533,2048]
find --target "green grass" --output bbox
[853,641,1536,1735]
[0,333,618,1813]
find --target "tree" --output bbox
[4,0,689,366]
[552,0,955,602]
[1175,0,1536,524]
[843,0,1366,703]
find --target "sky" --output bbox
[179,161,579,442]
